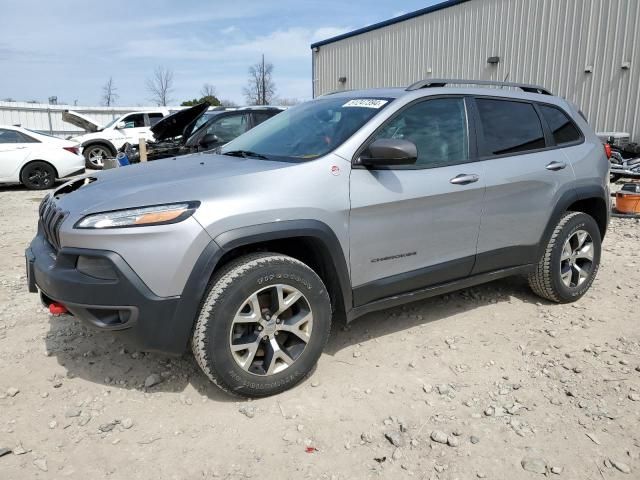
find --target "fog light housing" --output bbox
[76,256,117,280]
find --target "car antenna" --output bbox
[501,73,510,89]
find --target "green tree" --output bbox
[181,83,221,107]
[181,95,221,107]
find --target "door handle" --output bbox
[16,146,27,149]
[545,161,567,171]
[450,173,479,185]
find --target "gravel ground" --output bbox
[0,182,639,480]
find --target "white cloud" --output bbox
[119,26,351,62]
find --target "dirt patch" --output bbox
[1,184,639,479]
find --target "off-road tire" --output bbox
[192,253,332,397]
[528,211,601,303]
[20,161,56,190]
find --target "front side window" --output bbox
[220,97,392,161]
[477,99,545,156]
[121,113,146,129]
[538,105,581,145]
[206,114,248,143]
[371,97,469,167]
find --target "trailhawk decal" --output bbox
[371,252,417,263]
[342,99,388,109]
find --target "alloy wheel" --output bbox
[88,147,109,167]
[229,284,313,376]
[26,166,52,188]
[560,229,594,288]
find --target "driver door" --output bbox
[202,113,249,148]
[349,97,486,306]
[117,113,150,144]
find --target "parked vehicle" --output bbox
[63,109,170,169]
[124,104,285,162]
[0,125,84,189]
[26,79,609,396]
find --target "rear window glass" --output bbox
[477,99,546,155]
[539,105,581,145]
[0,129,37,143]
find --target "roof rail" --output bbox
[406,79,552,95]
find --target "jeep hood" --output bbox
[52,153,291,214]
[151,103,209,141]
[62,110,103,132]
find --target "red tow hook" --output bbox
[49,303,68,315]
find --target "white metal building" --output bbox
[311,0,640,142]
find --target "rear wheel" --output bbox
[192,253,332,397]
[83,144,113,170]
[20,161,56,190]
[528,211,601,303]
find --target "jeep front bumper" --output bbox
[26,230,198,355]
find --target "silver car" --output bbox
[26,79,610,397]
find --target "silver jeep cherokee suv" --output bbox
[26,79,610,397]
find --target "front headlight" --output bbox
[74,202,200,229]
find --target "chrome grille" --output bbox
[39,196,67,251]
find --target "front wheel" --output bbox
[192,253,332,397]
[20,161,56,190]
[528,211,601,303]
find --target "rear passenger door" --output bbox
[471,97,577,274]
[349,97,486,306]
[0,129,33,178]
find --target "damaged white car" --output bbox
[63,109,170,169]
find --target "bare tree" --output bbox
[101,77,118,106]
[146,66,174,106]
[243,55,276,105]
[275,97,301,106]
[200,83,217,98]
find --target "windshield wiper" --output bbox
[222,150,269,160]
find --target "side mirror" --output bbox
[116,121,126,129]
[200,133,219,147]
[359,139,417,166]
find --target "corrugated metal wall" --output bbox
[313,0,640,141]
[0,102,170,138]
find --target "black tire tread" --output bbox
[528,211,595,302]
[191,252,329,397]
[20,160,56,190]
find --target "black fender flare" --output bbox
[172,220,352,352]
[214,220,352,313]
[537,184,609,259]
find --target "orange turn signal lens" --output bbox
[134,208,187,225]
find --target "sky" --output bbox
[0,0,439,107]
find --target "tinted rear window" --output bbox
[539,105,581,145]
[477,99,545,155]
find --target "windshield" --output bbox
[103,117,120,129]
[220,97,392,160]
